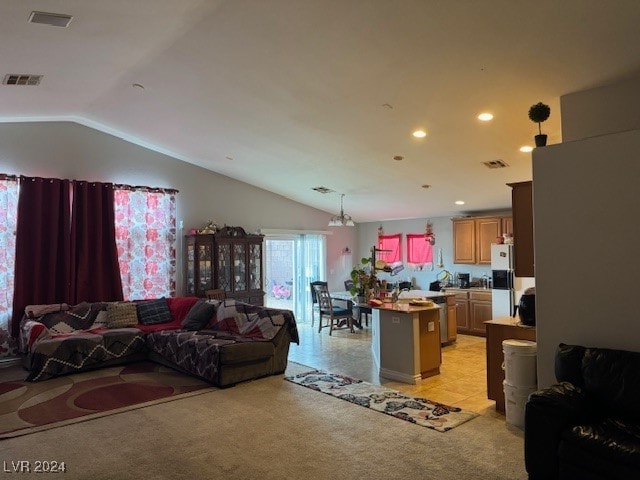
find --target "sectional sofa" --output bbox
[19,297,298,387]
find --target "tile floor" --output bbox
[288,319,502,417]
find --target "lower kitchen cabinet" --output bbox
[453,292,469,332]
[446,288,492,337]
[446,296,458,343]
[469,291,493,335]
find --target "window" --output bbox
[406,233,433,269]
[0,176,18,357]
[377,234,402,264]
[114,187,177,300]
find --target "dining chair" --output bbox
[309,281,327,327]
[313,284,354,335]
[205,289,226,300]
[344,279,371,327]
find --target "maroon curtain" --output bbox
[70,181,123,303]
[11,177,71,336]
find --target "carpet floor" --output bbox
[0,361,214,439]
[1,361,527,480]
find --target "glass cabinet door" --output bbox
[197,243,213,293]
[250,243,261,290]
[217,243,231,292]
[233,243,247,292]
[186,242,195,295]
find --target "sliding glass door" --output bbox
[264,234,325,323]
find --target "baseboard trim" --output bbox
[379,367,420,384]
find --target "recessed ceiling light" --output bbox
[412,130,427,138]
[478,113,493,121]
[455,200,465,205]
[519,145,534,153]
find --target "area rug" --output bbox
[285,369,478,432]
[0,361,215,439]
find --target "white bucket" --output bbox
[503,381,536,429]
[502,339,537,388]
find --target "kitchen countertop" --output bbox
[398,290,454,298]
[371,302,441,313]
[442,287,493,293]
[485,316,535,329]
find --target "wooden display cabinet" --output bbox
[184,226,264,305]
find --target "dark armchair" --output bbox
[524,343,640,480]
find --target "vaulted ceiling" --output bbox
[2,0,639,222]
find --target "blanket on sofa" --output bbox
[214,299,299,344]
[27,328,147,381]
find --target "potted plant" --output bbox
[528,102,551,147]
[349,257,377,300]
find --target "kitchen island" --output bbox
[371,302,442,384]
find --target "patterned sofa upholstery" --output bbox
[19,297,298,386]
[147,299,298,387]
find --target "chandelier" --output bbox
[328,193,355,227]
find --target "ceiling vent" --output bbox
[28,11,73,27]
[483,159,509,169]
[312,186,334,194]
[3,74,42,86]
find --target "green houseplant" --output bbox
[528,102,551,147]
[349,257,377,299]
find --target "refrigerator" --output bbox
[491,244,515,318]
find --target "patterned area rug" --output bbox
[0,362,215,439]
[285,369,478,432]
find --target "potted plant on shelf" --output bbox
[349,257,377,301]
[528,102,551,147]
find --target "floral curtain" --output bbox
[406,233,433,270]
[114,187,177,300]
[0,176,18,357]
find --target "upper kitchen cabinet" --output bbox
[452,218,476,263]
[502,216,514,236]
[508,181,534,277]
[453,215,512,264]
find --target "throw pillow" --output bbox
[106,302,138,328]
[136,298,172,325]
[91,310,109,329]
[181,299,217,331]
